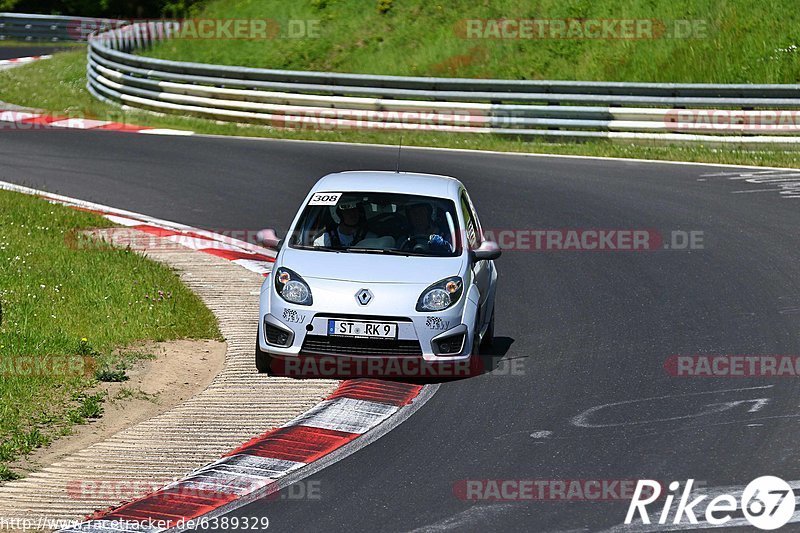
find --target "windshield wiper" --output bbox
[293,244,348,252]
[346,247,430,257]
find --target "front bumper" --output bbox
[260,288,478,364]
[261,311,473,362]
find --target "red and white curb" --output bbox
[0,181,272,275]
[0,180,435,530]
[0,54,51,67]
[66,380,425,532]
[1,54,190,134]
[0,108,193,135]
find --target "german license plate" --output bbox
[327,319,397,339]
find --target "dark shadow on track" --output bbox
[265,336,515,384]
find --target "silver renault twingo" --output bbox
[256,171,500,376]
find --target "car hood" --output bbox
[279,246,465,284]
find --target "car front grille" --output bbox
[301,335,423,357]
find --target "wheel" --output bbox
[480,309,495,352]
[471,314,481,358]
[255,332,274,375]
[466,313,484,377]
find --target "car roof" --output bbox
[312,171,463,199]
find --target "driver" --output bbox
[314,198,371,248]
[399,201,452,252]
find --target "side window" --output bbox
[463,191,483,245]
[460,191,481,250]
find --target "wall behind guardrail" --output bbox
[0,13,122,42]
[84,21,800,146]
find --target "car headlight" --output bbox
[274,267,313,305]
[416,276,463,312]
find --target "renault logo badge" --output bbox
[356,289,373,306]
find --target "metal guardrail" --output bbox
[86,21,800,145]
[0,12,122,42]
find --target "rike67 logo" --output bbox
[626,477,796,530]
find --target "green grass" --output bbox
[0,464,21,481]
[140,0,800,83]
[2,39,800,169]
[95,365,129,382]
[0,190,220,476]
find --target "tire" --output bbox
[255,332,274,375]
[464,313,484,377]
[480,309,495,352]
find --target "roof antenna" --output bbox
[395,132,403,173]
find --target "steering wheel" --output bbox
[399,234,431,252]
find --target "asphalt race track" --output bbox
[2,130,799,531]
[0,46,67,60]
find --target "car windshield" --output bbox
[289,192,461,257]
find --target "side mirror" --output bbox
[256,228,283,251]
[471,240,501,262]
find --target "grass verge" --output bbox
[142,0,800,83]
[1,50,800,169]
[0,189,220,478]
